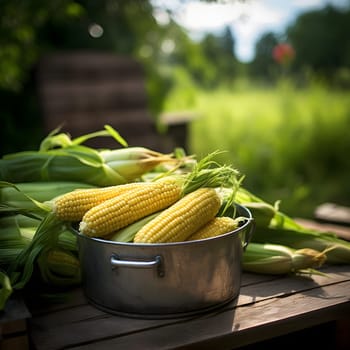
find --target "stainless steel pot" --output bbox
[76,204,254,319]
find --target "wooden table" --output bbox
[25,264,350,350]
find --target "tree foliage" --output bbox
[287,5,350,75]
[250,4,350,84]
[0,0,162,154]
[249,32,279,80]
[1,1,350,154]
[0,0,159,91]
[200,27,238,86]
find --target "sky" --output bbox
[153,0,350,62]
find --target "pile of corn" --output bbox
[1,125,350,311]
[0,125,191,308]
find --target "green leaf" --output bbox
[8,212,67,290]
[71,124,128,148]
[0,270,13,311]
[0,181,51,213]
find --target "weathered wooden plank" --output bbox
[28,266,350,350]
[0,296,31,324]
[241,272,281,286]
[26,288,87,317]
[238,264,350,306]
[29,309,182,350]
[0,334,29,350]
[0,296,31,350]
[67,280,350,350]
[27,273,274,319]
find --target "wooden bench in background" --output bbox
[37,51,194,152]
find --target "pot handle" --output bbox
[243,218,255,250]
[110,254,164,277]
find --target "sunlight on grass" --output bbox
[164,80,350,217]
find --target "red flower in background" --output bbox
[272,43,295,65]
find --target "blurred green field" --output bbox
[163,78,350,218]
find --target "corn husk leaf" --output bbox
[0,270,12,310]
[243,242,327,275]
[7,212,69,290]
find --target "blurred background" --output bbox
[1,0,350,218]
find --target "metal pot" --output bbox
[76,204,254,319]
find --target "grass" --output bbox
[162,78,350,217]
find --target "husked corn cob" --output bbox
[187,216,238,241]
[52,182,147,221]
[79,177,182,237]
[134,188,221,243]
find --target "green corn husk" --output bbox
[0,126,181,186]
[0,249,25,266]
[0,214,78,255]
[249,200,350,264]
[37,248,81,287]
[235,187,278,228]
[1,211,78,308]
[0,216,31,265]
[19,226,78,253]
[0,181,94,212]
[0,270,12,310]
[6,212,70,290]
[243,242,327,275]
[109,211,161,243]
[251,226,350,265]
[231,185,350,265]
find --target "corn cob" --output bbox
[0,151,239,312]
[251,226,350,264]
[242,242,327,275]
[0,126,180,186]
[79,177,182,237]
[37,249,81,287]
[187,216,239,241]
[134,188,221,243]
[232,185,350,265]
[52,182,148,222]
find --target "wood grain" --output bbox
[27,265,350,350]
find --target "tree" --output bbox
[201,26,238,86]
[0,0,170,154]
[286,5,350,78]
[249,32,279,81]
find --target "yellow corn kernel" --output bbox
[187,216,238,241]
[53,183,146,221]
[133,188,221,243]
[79,178,182,237]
